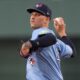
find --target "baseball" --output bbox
[54,17,60,22]
[53,17,64,26]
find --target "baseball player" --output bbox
[20,3,75,80]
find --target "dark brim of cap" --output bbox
[27,8,47,16]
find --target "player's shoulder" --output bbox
[31,27,56,40]
[38,27,55,35]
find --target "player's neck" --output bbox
[42,23,49,28]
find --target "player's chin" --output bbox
[31,25,39,29]
[31,24,35,28]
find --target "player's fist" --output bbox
[53,17,67,37]
[20,41,32,58]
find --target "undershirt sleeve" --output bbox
[60,36,76,57]
[29,33,57,51]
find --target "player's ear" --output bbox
[46,17,50,22]
[43,16,50,25]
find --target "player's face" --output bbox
[30,12,48,29]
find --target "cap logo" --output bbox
[36,3,43,8]
[47,12,50,15]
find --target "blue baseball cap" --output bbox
[27,3,52,19]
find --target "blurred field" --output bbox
[0,39,26,80]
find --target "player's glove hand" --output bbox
[20,41,32,58]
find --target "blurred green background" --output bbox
[0,0,80,80]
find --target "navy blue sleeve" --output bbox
[60,36,76,57]
[29,33,57,51]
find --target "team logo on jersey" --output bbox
[29,58,36,65]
